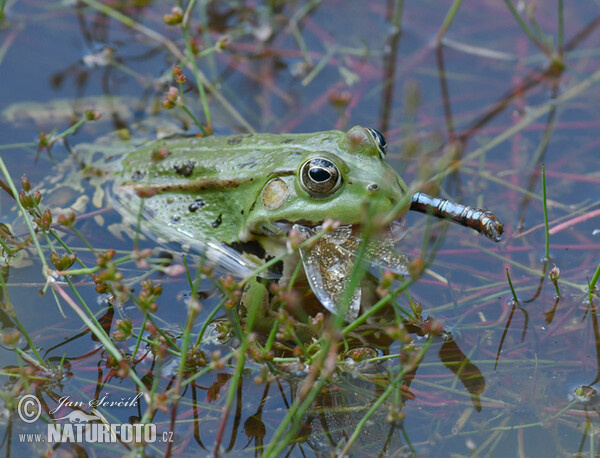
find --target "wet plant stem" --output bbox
[339,337,432,455]
[132,314,148,361]
[0,157,48,271]
[589,262,600,302]
[503,0,551,57]
[168,291,201,455]
[240,228,332,287]
[392,0,404,30]
[0,271,46,365]
[264,341,332,456]
[54,117,88,141]
[506,268,519,304]
[212,285,260,457]
[436,0,463,44]
[264,318,279,354]
[542,164,550,260]
[194,298,225,347]
[558,0,564,54]
[181,350,235,387]
[181,28,212,130]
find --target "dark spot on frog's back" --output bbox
[237,158,257,169]
[227,135,243,145]
[188,198,205,213]
[212,214,222,228]
[281,138,293,144]
[174,160,196,177]
[131,170,145,181]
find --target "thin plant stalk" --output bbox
[589,262,600,302]
[503,0,551,57]
[194,297,226,347]
[431,65,600,184]
[339,337,432,455]
[0,272,46,365]
[436,0,463,44]
[212,280,261,456]
[263,341,332,456]
[0,157,48,271]
[180,27,211,129]
[557,0,564,55]
[78,0,253,132]
[542,164,550,260]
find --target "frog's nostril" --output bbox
[367,183,380,193]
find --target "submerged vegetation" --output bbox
[0,0,599,456]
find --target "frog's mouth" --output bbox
[271,217,408,245]
[271,218,410,322]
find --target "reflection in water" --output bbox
[439,336,485,412]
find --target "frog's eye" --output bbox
[300,158,342,198]
[365,128,387,158]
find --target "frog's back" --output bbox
[116,130,345,185]
[109,130,346,275]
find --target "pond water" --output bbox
[1,0,600,456]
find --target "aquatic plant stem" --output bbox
[589,262,600,302]
[503,0,551,57]
[506,268,519,304]
[542,164,550,260]
[212,284,261,457]
[432,65,600,184]
[436,0,463,44]
[263,340,333,456]
[194,298,225,347]
[0,271,46,365]
[0,157,48,271]
[78,0,252,132]
[338,337,432,455]
[558,0,564,54]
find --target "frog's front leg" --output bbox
[240,276,318,342]
[240,277,271,335]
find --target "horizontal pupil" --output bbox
[309,167,331,182]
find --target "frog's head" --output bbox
[243,126,409,240]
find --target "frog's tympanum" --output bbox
[107,126,502,321]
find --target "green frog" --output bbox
[102,125,502,321]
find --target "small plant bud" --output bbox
[114,318,133,341]
[329,90,352,108]
[85,109,102,121]
[216,35,230,51]
[173,65,187,83]
[421,317,444,336]
[37,132,55,152]
[408,257,424,278]
[50,251,77,270]
[19,191,33,209]
[21,175,31,192]
[163,6,183,25]
[189,37,200,55]
[161,86,179,109]
[58,210,76,227]
[549,266,560,282]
